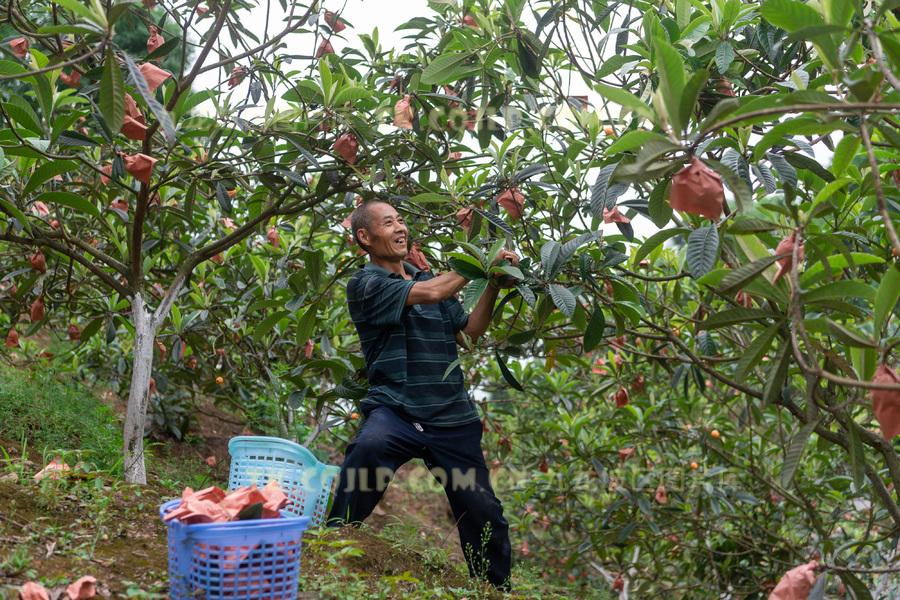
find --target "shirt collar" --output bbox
[363,260,420,278]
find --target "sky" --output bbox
[185,0,835,245]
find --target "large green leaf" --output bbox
[449,253,486,280]
[594,83,655,121]
[652,37,686,132]
[548,283,576,317]
[802,280,876,304]
[23,160,78,196]
[121,51,177,147]
[699,308,776,330]
[686,225,719,278]
[99,49,124,134]
[846,420,865,490]
[421,52,476,85]
[633,228,687,266]
[252,310,290,343]
[873,265,900,336]
[800,253,884,286]
[583,304,606,352]
[606,130,671,155]
[717,255,782,294]
[33,191,100,218]
[648,181,672,228]
[495,350,524,391]
[760,0,824,32]
[780,419,818,487]
[762,343,791,407]
[735,323,781,379]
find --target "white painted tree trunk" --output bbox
[123,293,156,484]
[122,278,187,484]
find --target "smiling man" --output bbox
[326,199,518,591]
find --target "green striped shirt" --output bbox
[347,261,479,426]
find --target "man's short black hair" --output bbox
[350,199,394,251]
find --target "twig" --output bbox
[859,118,900,256]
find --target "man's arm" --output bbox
[405,271,469,305]
[458,282,500,346]
[457,249,520,347]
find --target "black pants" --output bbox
[326,405,512,590]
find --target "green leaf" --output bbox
[449,254,487,280]
[462,278,489,312]
[594,83,655,121]
[590,163,619,218]
[548,284,576,317]
[679,69,708,133]
[836,572,873,600]
[826,319,877,348]
[121,51,177,147]
[442,358,462,382]
[653,37,686,132]
[54,0,100,24]
[698,308,777,330]
[633,228,687,266]
[705,158,752,212]
[717,255,781,294]
[33,191,100,218]
[715,42,735,73]
[332,86,372,106]
[802,280,876,304]
[0,198,31,232]
[846,420,866,490]
[583,304,606,352]
[99,48,124,134]
[801,253,884,286]
[495,350,524,391]
[874,266,900,336]
[491,265,525,280]
[606,130,670,155]
[686,225,719,278]
[294,304,318,345]
[541,240,562,276]
[252,310,290,343]
[485,238,506,270]
[735,323,781,379]
[762,343,791,407]
[823,0,854,25]
[830,134,859,177]
[760,0,825,32]
[216,182,232,214]
[421,52,476,85]
[780,419,817,487]
[23,161,78,196]
[728,217,780,234]
[648,181,672,228]
[517,31,542,78]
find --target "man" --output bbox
[326,199,518,591]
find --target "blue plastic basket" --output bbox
[160,499,310,600]
[227,436,341,527]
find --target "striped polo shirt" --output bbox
[346,260,479,427]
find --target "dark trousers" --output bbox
[326,405,512,590]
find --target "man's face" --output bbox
[358,203,408,260]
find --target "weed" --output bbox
[0,546,31,576]
[0,364,121,474]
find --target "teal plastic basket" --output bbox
[160,499,309,600]
[227,436,340,527]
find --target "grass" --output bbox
[0,363,122,474]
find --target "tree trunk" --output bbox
[123,293,156,484]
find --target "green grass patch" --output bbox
[0,363,122,474]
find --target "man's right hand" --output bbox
[490,249,521,288]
